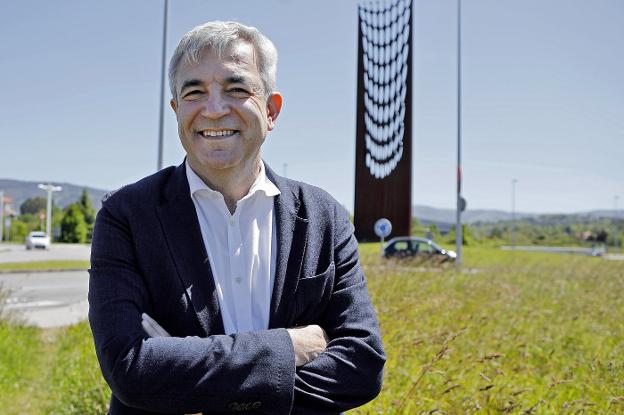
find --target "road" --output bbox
[1,270,89,328]
[0,243,91,263]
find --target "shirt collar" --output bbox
[186,159,280,200]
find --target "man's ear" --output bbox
[266,92,283,131]
[170,98,178,114]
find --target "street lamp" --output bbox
[615,195,620,250]
[156,0,169,171]
[0,190,4,242]
[38,184,62,244]
[511,179,518,248]
[455,0,463,266]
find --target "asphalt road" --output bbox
[0,242,91,263]
[0,270,89,328]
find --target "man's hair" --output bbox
[168,21,278,99]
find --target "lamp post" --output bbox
[511,179,518,248]
[455,0,463,266]
[615,195,620,250]
[38,184,62,243]
[0,191,4,242]
[156,0,169,171]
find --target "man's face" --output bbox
[171,41,282,175]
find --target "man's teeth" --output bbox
[200,130,237,137]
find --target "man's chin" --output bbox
[192,154,241,173]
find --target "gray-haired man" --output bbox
[89,21,385,414]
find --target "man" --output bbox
[89,21,385,414]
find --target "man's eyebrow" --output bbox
[225,75,250,85]
[180,79,203,92]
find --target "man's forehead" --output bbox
[194,41,257,69]
[176,41,259,82]
[224,41,257,65]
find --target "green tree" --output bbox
[60,204,88,243]
[20,197,47,215]
[446,224,473,245]
[78,189,96,240]
[78,189,95,225]
[6,220,28,242]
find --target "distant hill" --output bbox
[1,179,620,225]
[412,205,622,229]
[0,179,108,213]
[412,205,538,226]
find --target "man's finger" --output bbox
[141,312,171,337]
[141,318,161,337]
[143,313,171,337]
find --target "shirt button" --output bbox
[229,219,236,226]
[235,277,242,284]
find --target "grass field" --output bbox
[0,260,90,273]
[356,244,624,414]
[1,246,623,414]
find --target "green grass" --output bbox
[39,323,110,414]
[1,245,623,414]
[0,322,110,415]
[0,260,90,273]
[355,244,624,414]
[0,321,44,414]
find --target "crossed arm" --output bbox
[142,313,329,368]
[89,200,385,414]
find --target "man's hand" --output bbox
[142,313,171,337]
[287,325,329,367]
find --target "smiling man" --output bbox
[89,21,385,415]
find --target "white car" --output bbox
[25,231,50,250]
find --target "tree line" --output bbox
[2,189,95,243]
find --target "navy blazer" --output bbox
[88,162,385,414]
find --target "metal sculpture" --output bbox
[354,0,413,241]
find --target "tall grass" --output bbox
[39,323,110,414]
[0,285,45,414]
[356,244,624,414]
[1,246,623,414]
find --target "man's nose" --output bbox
[200,93,229,119]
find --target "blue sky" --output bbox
[0,0,622,213]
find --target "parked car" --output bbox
[25,231,50,250]
[383,236,457,261]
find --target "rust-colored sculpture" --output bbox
[354,0,413,241]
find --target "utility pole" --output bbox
[0,191,4,242]
[38,184,62,243]
[511,179,518,248]
[615,195,620,250]
[455,0,463,265]
[156,0,169,171]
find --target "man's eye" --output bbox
[228,88,250,95]
[183,90,202,99]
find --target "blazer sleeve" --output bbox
[291,203,386,414]
[88,200,297,414]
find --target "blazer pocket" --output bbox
[293,262,335,325]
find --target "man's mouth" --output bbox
[198,129,238,138]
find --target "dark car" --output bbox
[383,237,457,261]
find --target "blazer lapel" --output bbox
[266,165,309,329]
[156,163,224,336]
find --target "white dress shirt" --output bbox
[186,160,280,335]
